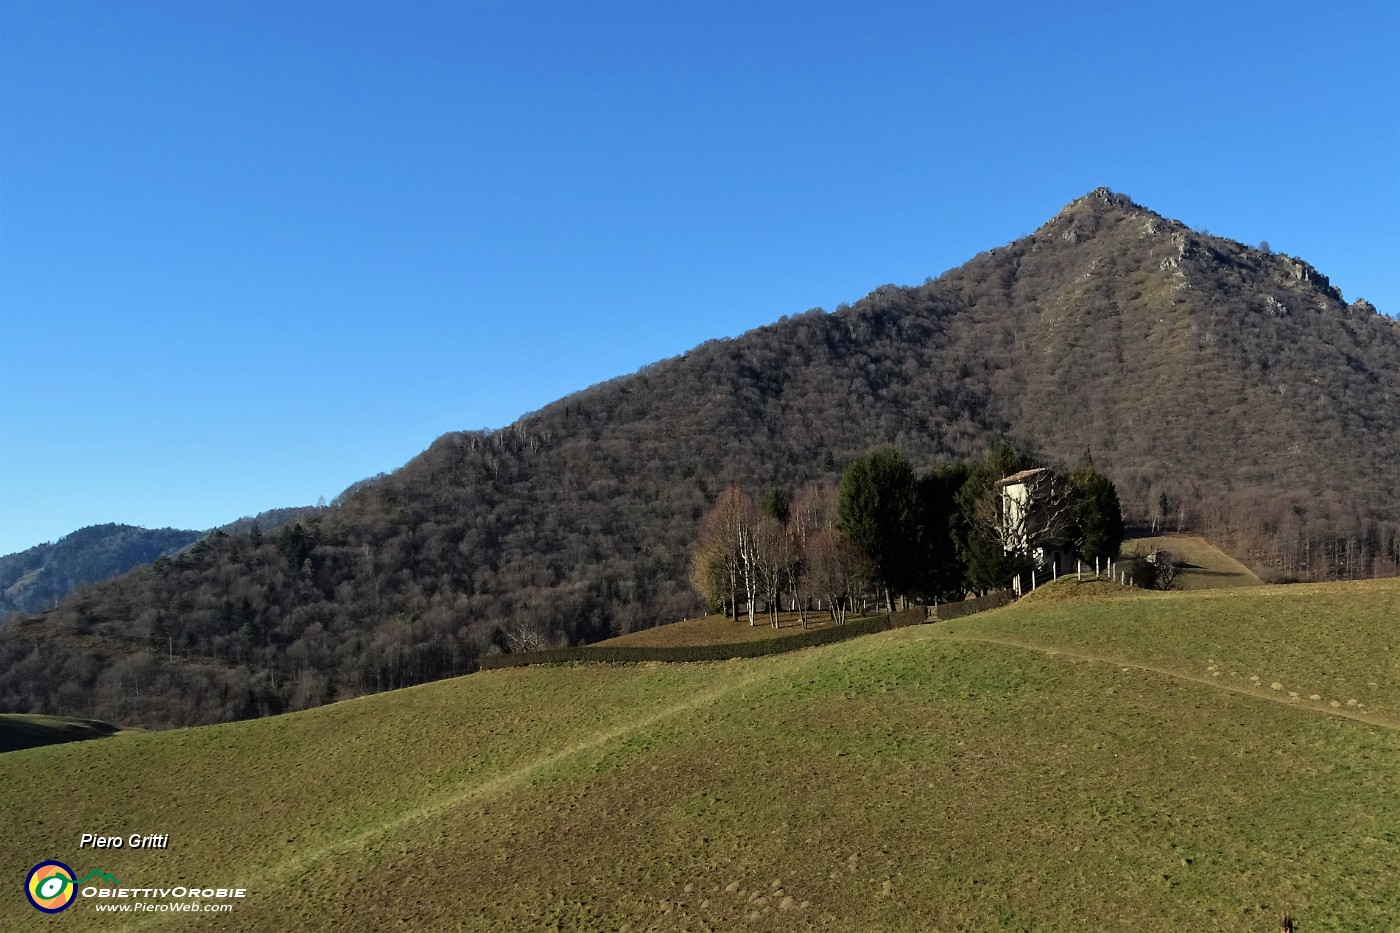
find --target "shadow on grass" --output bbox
[0,716,122,754]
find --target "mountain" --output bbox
[0,524,202,620]
[2,188,1397,728]
[0,507,327,624]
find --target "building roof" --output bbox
[995,467,1051,487]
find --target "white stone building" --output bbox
[995,467,1074,574]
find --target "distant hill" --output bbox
[0,524,202,620]
[0,507,325,622]
[2,188,1397,728]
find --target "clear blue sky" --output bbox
[2,0,1397,555]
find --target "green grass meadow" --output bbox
[3,579,1398,931]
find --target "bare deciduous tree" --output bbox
[975,468,1079,563]
[691,485,754,620]
[736,506,762,627]
[500,617,553,652]
[787,481,837,626]
[806,527,869,624]
[1148,550,1185,590]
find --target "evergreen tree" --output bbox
[836,449,918,609]
[986,438,1036,481]
[761,487,790,524]
[912,463,971,601]
[963,523,1029,593]
[276,524,315,571]
[1072,462,1125,562]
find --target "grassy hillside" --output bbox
[1120,533,1264,589]
[3,580,1397,930]
[978,577,1399,723]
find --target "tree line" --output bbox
[691,442,1124,621]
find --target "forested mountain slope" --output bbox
[0,508,325,623]
[938,188,1399,554]
[3,189,1396,728]
[0,524,201,621]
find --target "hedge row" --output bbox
[930,589,1014,621]
[888,606,929,628]
[478,613,896,670]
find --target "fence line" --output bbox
[479,613,896,670]
[482,581,1049,672]
[930,590,1014,621]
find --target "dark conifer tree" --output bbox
[1072,455,1125,562]
[761,487,791,524]
[912,463,971,601]
[836,449,918,609]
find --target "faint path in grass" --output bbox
[130,661,787,930]
[933,631,1400,732]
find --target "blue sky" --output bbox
[2,0,1397,555]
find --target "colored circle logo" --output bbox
[26,861,77,913]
